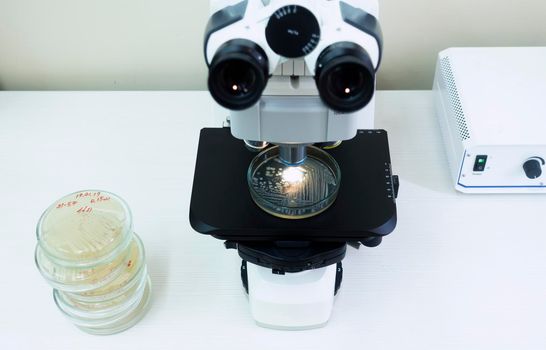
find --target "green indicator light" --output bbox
[479,159,485,163]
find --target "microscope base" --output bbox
[246,262,338,330]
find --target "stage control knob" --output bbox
[523,157,545,179]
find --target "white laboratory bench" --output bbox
[0,91,545,350]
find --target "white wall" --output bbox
[0,0,545,91]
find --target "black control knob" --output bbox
[523,157,545,179]
[265,5,320,58]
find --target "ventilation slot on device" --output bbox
[440,57,470,141]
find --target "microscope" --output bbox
[190,0,398,330]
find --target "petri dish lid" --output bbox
[36,190,133,267]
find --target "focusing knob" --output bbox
[523,157,544,179]
[265,5,320,58]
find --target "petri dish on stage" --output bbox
[248,146,341,219]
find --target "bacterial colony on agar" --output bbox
[248,146,341,219]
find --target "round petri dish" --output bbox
[35,236,133,292]
[36,190,133,267]
[56,264,148,317]
[54,276,152,336]
[78,277,152,336]
[63,233,147,303]
[248,146,341,219]
[54,268,148,320]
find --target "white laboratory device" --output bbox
[434,47,546,193]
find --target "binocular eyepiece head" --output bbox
[207,39,375,113]
[205,2,381,113]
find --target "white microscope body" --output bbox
[204,0,383,329]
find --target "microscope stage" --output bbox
[189,128,397,243]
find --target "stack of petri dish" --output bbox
[34,190,151,335]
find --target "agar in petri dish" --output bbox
[35,243,130,292]
[248,146,341,219]
[34,190,151,335]
[68,234,146,301]
[36,190,133,265]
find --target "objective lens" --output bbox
[315,42,375,113]
[208,39,269,110]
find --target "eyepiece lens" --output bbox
[328,63,366,100]
[208,40,269,111]
[315,43,376,112]
[219,59,257,97]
